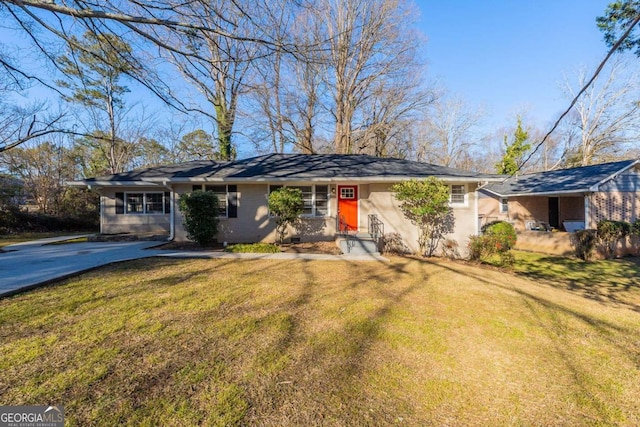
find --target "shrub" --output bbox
[469,221,517,266]
[179,190,220,246]
[571,229,597,261]
[481,221,517,250]
[632,219,640,236]
[468,234,498,260]
[597,220,631,259]
[381,232,412,255]
[391,178,454,257]
[0,206,98,234]
[441,239,461,259]
[268,187,304,244]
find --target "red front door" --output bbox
[338,185,358,231]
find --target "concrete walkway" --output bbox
[0,236,387,297]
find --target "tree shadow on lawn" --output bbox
[430,258,640,425]
[232,257,425,425]
[432,258,640,354]
[512,254,640,313]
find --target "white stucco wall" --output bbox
[100,180,480,256]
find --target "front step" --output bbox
[336,233,380,255]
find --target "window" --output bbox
[315,185,329,216]
[205,185,228,217]
[125,192,167,214]
[340,187,355,199]
[126,193,144,213]
[145,193,164,214]
[500,198,509,213]
[269,185,329,217]
[191,184,237,218]
[450,185,466,205]
[291,186,313,215]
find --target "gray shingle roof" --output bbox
[483,159,638,196]
[81,154,502,183]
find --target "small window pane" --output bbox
[340,187,354,199]
[451,185,465,204]
[126,193,144,213]
[315,185,328,216]
[145,193,164,214]
[500,198,509,213]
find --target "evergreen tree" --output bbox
[57,31,136,174]
[496,117,531,175]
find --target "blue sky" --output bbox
[415,0,612,130]
[2,0,619,154]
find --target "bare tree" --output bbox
[0,98,66,152]
[320,0,424,154]
[0,138,74,214]
[165,0,267,160]
[415,94,483,169]
[249,2,326,154]
[560,59,640,166]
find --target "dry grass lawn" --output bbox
[1,256,639,426]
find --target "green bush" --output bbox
[225,243,280,253]
[482,221,517,251]
[467,234,515,267]
[468,221,517,266]
[632,219,640,235]
[391,178,453,257]
[0,206,98,234]
[268,187,304,244]
[467,234,492,261]
[179,190,220,246]
[571,229,597,261]
[597,220,631,259]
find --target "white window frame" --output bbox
[449,184,468,207]
[500,197,509,213]
[268,184,330,218]
[125,192,166,215]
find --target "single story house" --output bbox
[70,153,503,256]
[478,159,640,232]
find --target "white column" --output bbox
[584,193,590,229]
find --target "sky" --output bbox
[414,0,613,131]
[0,0,624,156]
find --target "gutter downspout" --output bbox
[474,182,480,236]
[167,183,175,241]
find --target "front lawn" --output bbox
[508,250,640,311]
[1,257,639,426]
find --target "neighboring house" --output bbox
[479,159,640,232]
[69,153,502,256]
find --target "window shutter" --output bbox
[115,192,124,214]
[164,192,171,214]
[228,185,238,218]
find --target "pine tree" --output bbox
[496,117,531,175]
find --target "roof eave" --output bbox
[500,189,592,197]
[592,159,640,190]
[66,180,167,187]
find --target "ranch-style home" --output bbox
[478,159,640,232]
[70,153,503,256]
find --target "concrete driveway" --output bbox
[0,236,165,297]
[0,236,387,297]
